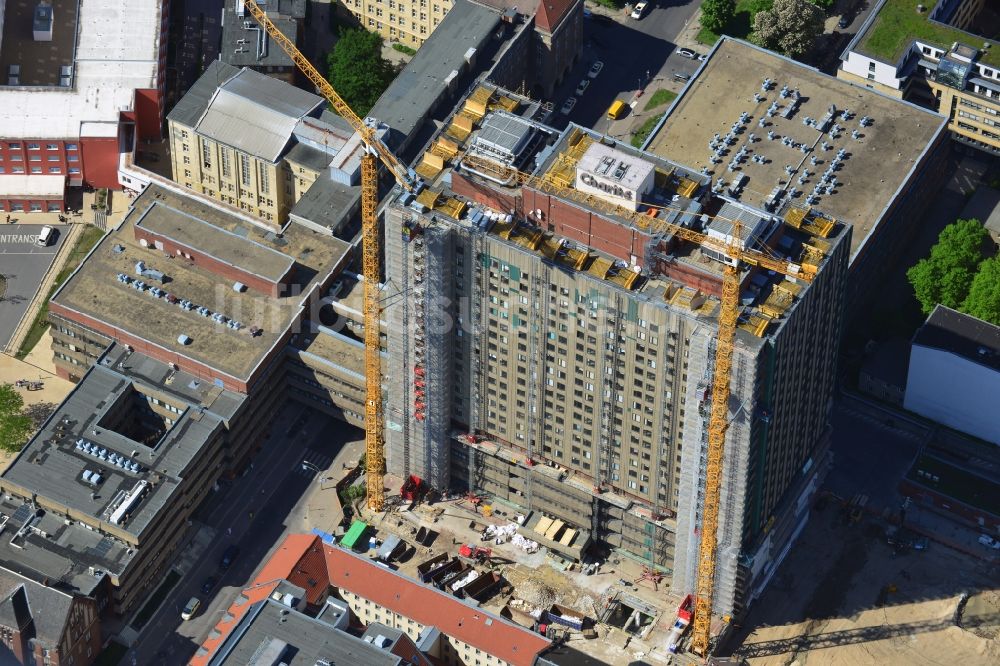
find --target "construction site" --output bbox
[375,74,852,654]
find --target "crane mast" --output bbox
[244,0,419,511]
[240,9,816,642]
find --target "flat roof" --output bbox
[135,203,296,283]
[293,328,369,380]
[856,0,1000,68]
[0,0,78,86]
[0,361,229,540]
[52,184,351,382]
[645,38,946,259]
[0,175,65,197]
[219,6,297,70]
[289,176,360,234]
[209,599,401,666]
[370,0,501,140]
[913,305,1000,372]
[0,494,130,596]
[0,0,162,138]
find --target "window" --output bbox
[240,154,251,186]
[221,150,231,177]
[27,143,39,150]
[0,167,4,173]
[29,203,41,211]
[8,142,20,149]
[29,155,41,162]
[868,62,875,71]
[12,166,24,173]
[65,143,77,151]
[47,155,59,162]
[31,166,42,173]
[68,167,80,174]
[67,154,78,162]
[260,168,269,194]
[48,167,61,173]
[46,143,58,150]
[202,140,212,168]
[47,203,60,212]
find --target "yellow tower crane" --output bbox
[245,0,420,511]
[462,155,814,655]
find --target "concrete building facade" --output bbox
[381,77,851,618]
[838,0,1000,154]
[904,305,1000,445]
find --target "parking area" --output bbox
[0,224,68,349]
[553,5,703,138]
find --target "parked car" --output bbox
[838,16,850,30]
[220,544,240,570]
[588,61,604,79]
[575,79,590,95]
[631,2,649,19]
[673,72,691,83]
[607,100,628,120]
[677,48,696,59]
[697,54,707,61]
[181,597,201,621]
[583,7,592,18]
[560,97,577,115]
[201,576,218,594]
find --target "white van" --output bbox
[36,225,56,247]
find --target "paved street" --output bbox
[555,2,704,138]
[129,403,364,665]
[0,224,68,349]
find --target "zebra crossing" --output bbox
[294,450,334,477]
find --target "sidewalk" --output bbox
[291,435,366,534]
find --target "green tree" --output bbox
[962,256,1000,325]
[744,0,774,15]
[701,0,736,33]
[0,384,33,454]
[810,0,834,10]
[906,219,988,314]
[751,0,824,59]
[326,29,396,117]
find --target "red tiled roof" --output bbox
[535,0,578,33]
[192,533,551,666]
[190,534,328,666]
[323,544,550,666]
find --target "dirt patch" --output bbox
[963,590,1000,641]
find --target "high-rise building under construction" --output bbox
[380,84,851,617]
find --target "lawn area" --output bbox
[15,225,105,359]
[697,0,758,46]
[642,89,677,112]
[92,641,128,666]
[908,454,1000,516]
[631,115,662,148]
[131,569,181,630]
[861,0,1000,68]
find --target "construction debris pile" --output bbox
[483,522,539,553]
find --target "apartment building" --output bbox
[0,0,166,212]
[838,0,1000,154]
[167,61,379,226]
[194,533,553,666]
[0,571,102,666]
[341,0,454,46]
[379,77,851,618]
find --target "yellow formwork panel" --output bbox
[416,189,441,209]
[784,206,808,228]
[588,256,613,279]
[676,176,700,199]
[465,86,493,119]
[415,161,443,181]
[802,214,835,238]
[494,96,519,112]
[739,314,771,337]
[431,137,459,160]
[438,197,466,220]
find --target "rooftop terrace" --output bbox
[51,184,351,383]
[645,38,946,259]
[857,0,1000,68]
